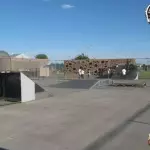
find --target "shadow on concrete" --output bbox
[0,73,21,105]
[0,73,21,100]
[84,103,150,150]
[0,148,9,150]
[35,83,45,93]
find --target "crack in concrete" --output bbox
[83,103,150,150]
[130,120,150,126]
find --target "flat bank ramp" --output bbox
[50,79,98,89]
[112,80,146,87]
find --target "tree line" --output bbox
[35,53,89,60]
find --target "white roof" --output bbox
[14,53,30,59]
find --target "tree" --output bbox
[142,64,148,71]
[128,64,137,71]
[142,64,146,70]
[35,54,48,59]
[74,53,89,60]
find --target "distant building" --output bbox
[0,50,50,77]
[11,53,31,59]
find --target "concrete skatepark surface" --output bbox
[0,78,150,150]
[0,99,19,107]
[101,104,150,150]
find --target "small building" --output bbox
[11,58,50,77]
[11,53,31,59]
[0,50,50,77]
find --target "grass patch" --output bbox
[139,71,150,79]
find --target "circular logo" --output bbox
[145,5,150,23]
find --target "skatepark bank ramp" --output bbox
[51,79,147,90]
[50,79,99,89]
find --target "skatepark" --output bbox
[0,73,150,150]
[0,0,150,149]
[0,54,150,150]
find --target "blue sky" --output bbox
[0,0,150,60]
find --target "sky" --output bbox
[0,0,150,61]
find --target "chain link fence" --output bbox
[21,68,40,79]
[0,57,51,79]
[49,60,95,80]
[136,58,150,79]
[0,57,150,80]
[0,57,12,72]
[49,60,66,80]
[49,59,138,80]
[23,58,150,80]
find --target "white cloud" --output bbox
[61,4,75,9]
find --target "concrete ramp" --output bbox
[0,72,52,106]
[50,79,98,89]
[34,80,53,100]
[112,80,146,87]
[0,72,36,103]
[90,79,147,89]
[35,83,45,93]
